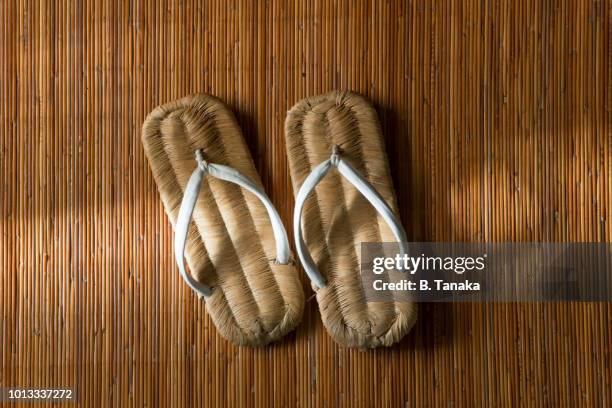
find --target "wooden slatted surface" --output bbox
[1,0,611,406]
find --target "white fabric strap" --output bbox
[293,146,408,289]
[175,150,291,297]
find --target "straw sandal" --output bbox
[285,91,417,348]
[142,94,304,346]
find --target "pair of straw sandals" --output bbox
[141,91,417,349]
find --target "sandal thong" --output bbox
[142,94,304,346]
[285,91,417,348]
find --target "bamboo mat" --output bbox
[1,0,611,406]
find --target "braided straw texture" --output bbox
[141,94,304,346]
[285,91,417,348]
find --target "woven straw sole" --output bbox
[285,91,417,348]
[142,94,304,346]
